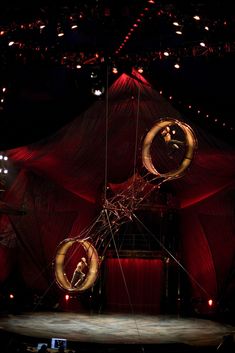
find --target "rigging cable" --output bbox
[104,208,144,347]
[132,212,212,298]
[104,63,109,202]
[131,84,141,211]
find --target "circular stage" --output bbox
[1,312,235,347]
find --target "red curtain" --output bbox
[1,169,98,293]
[179,187,235,313]
[0,245,16,283]
[104,258,164,314]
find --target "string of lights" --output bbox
[0,152,9,190]
[0,1,234,144]
[0,1,234,61]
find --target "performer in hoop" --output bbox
[161,125,185,157]
[71,257,88,288]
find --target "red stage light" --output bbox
[208,299,213,307]
[65,294,69,301]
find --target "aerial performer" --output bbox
[70,257,88,288]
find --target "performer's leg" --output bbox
[74,273,85,287]
[71,271,80,287]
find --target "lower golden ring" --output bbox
[54,238,99,292]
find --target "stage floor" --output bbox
[1,312,235,348]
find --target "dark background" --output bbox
[0,0,235,149]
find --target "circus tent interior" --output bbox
[0,67,235,315]
[0,1,235,353]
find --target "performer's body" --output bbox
[161,126,184,157]
[71,257,88,288]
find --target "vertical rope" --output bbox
[131,84,141,210]
[132,212,212,297]
[104,63,109,202]
[133,84,141,176]
[104,209,144,347]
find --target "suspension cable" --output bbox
[132,212,212,297]
[104,208,144,347]
[104,63,109,202]
[131,84,141,212]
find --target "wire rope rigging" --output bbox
[54,71,198,293]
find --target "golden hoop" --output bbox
[142,118,197,180]
[54,238,99,292]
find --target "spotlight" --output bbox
[90,71,98,79]
[65,294,69,301]
[208,299,213,307]
[91,87,105,96]
[112,67,118,74]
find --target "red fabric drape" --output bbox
[179,188,235,313]
[0,245,16,283]
[105,258,164,314]
[1,169,98,292]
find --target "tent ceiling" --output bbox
[0,1,234,149]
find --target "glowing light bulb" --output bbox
[65,294,69,301]
[208,299,213,307]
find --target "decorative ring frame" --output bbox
[55,238,99,292]
[142,118,197,180]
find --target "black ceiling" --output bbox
[0,1,235,149]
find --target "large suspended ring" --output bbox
[142,118,197,180]
[54,238,99,292]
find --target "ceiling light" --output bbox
[91,87,105,96]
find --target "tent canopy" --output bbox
[0,69,235,314]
